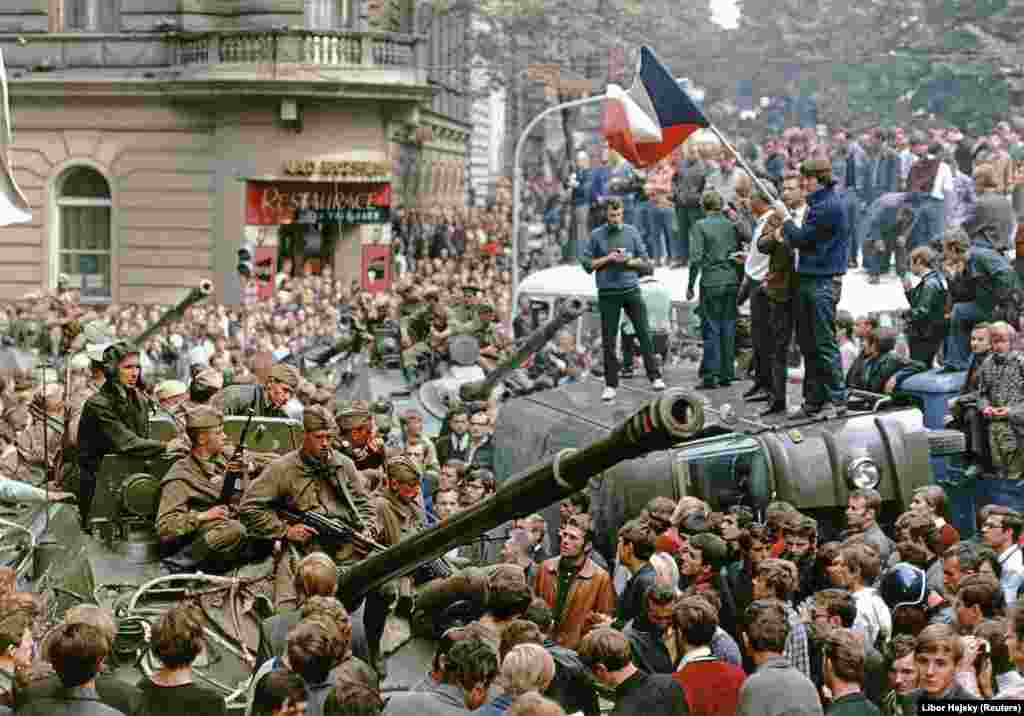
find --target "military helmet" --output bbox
[880,562,927,609]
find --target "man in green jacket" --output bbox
[687,190,743,389]
[77,342,165,531]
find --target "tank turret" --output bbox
[339,387,705,605]
[459,297,584,402]
[133,280,214,347]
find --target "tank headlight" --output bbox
[847,457,880,489]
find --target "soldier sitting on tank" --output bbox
[77,342,166,532]
[153,380,189,448]
[223,363,300,420]
[18,384,65,485]
[371,456,425,619]
[187,368,224,410]
[398,291,435,380]
[240,406,378,604]
[333,405,388,473]
[156,407,249,573]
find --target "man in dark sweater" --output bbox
[578,627,688,716]
[823,629,880,716]
[737,600,823,716]
[614,519,659,629]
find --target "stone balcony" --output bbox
[0,29,429,99]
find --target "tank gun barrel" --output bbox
[339,387,703,606]
[459,297,584,402]
[133,281,213,347]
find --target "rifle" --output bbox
[220,407,255,504]
[279,506,386,554]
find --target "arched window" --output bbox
[57,167,112,300]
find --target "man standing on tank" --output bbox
[77,342,165,533]
[580,197,667,402]
[775,158,850,417]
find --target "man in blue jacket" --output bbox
[775,159,850,417]
[581,198,667,402]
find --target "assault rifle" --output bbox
[220,407,255,504]
[279,507,386,554]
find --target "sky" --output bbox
[710,0,739,29]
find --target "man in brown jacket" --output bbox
[534,516,615,650]
[756,172,805,416]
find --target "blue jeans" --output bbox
[699,285,739,384]
[910,195,945,250]
[944,301,987,370]
[646,207,673,261]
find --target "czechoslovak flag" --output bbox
[602,46,709,168]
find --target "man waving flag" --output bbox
[602,46,709,168]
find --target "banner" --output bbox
[245,181,391,226]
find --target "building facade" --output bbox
[0,0,470,304]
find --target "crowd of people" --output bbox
[0,116,1023,716]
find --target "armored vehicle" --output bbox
[336,297,586,436]
[493,362,971,561]
[6,388,705,704]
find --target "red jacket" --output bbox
[674,657,747,716]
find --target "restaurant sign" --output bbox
[246,181,391,226]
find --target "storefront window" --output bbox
[58,167,112,301]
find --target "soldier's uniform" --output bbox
[154,380,189,453]
[334,405,387,473]
[446,299,483,338]
[157,407,248,571]
[239,405,377,606]
[399,296,433,374]
[222,364,299,419]
[78,343,165,529]
[16,404,64,485]
[66,344,108,447]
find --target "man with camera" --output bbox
[580,198,667,402]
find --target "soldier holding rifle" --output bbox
[156,407,248,572]
[239,405,378,604]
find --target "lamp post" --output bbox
[509,94,606,332]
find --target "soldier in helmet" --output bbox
[77,342,165,531]
[156,407,249,572]
[222,363,299,419]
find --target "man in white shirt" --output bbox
[742,185,776,403]
[980,506,1024,608]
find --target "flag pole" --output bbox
[707,123,778,200]
[510,93,607,335]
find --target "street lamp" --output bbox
[510,94,606,332]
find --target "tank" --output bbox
[14,388,704,706]
[417,297,585,419]
[492,361,967,557]
[458,297,584,403]
[133,280,214,347]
